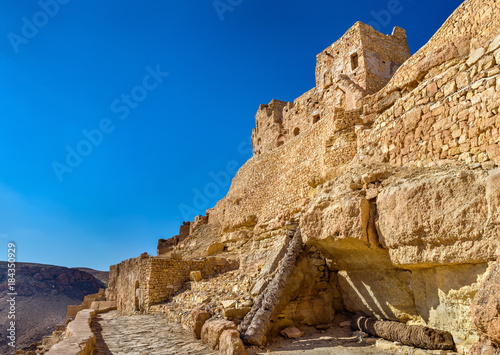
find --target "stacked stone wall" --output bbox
[107,254,238,315]
[359,31,500,167]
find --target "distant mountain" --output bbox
[0,262,107,354]
[74,267,109,286]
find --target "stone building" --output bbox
[251,22,410,156]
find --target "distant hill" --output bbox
[74,267,109,286]
[0,262,107,354]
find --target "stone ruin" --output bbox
[58,0,500,353]
[251,22,410,156]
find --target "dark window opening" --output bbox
[293,127,300,136]
[313,115,321,124]
[351,53,359,70]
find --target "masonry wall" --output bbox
[107,254,239,315]
[251,99,288,155]
[214,0,500,237]
[359,24,410,94]
[210,108,360,235]
[358,2,500,167]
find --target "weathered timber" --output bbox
[351,315,455,350]
[240,227,303,346]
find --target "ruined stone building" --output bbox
[251,22,410,156]
[106,0,500,353]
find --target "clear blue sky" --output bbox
[0,0,464,271]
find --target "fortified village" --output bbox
[20,0,500,354]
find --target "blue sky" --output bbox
[0,0,464,271]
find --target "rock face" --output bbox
[376,169,499,266]
[471,261,500,346]
[106,0,500,353]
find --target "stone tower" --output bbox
[251,22,411,156]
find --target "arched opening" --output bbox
[293,127,300,136]
[313,115,320,124]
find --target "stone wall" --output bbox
[359,32,500,167]
[106,254,239,315]
[211,107,361,235]
[66,289,106,322]
[252,21,410,157]
[251,99,289,155]
[315,22,410,95]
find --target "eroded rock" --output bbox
[219,329,246,355]
[201,319,237,349]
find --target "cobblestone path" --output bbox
[92,311,215,355]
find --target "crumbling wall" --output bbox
[210,107,362,235]
[252,21,410,157]
[251,99,289,155]
[315,22,410,94]
[107,254,238,315]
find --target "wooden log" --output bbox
[351,315,455,350]
[240,227,303,346]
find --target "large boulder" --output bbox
[219,329,246,355]
[191,308,212,339]
[201,319,237,349]
[207,242,225,256]
[471,261,500,344]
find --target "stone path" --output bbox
[92,311,215,355]
[93,311,400,355]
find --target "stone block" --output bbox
[467,47,486,67]
[487,33,500,53]
[221,300,237,309]
[190,271,202,282]
[219,329,246,355]
[223,307,252,321]
[280,326,303,339]
[207,242,224,256]
[191,308,212,339]
[201,319,237,349]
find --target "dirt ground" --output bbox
[245,324,399,355]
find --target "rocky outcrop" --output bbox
[470,261,500,352]
[376,168,500,267]
[300,165,497,351]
